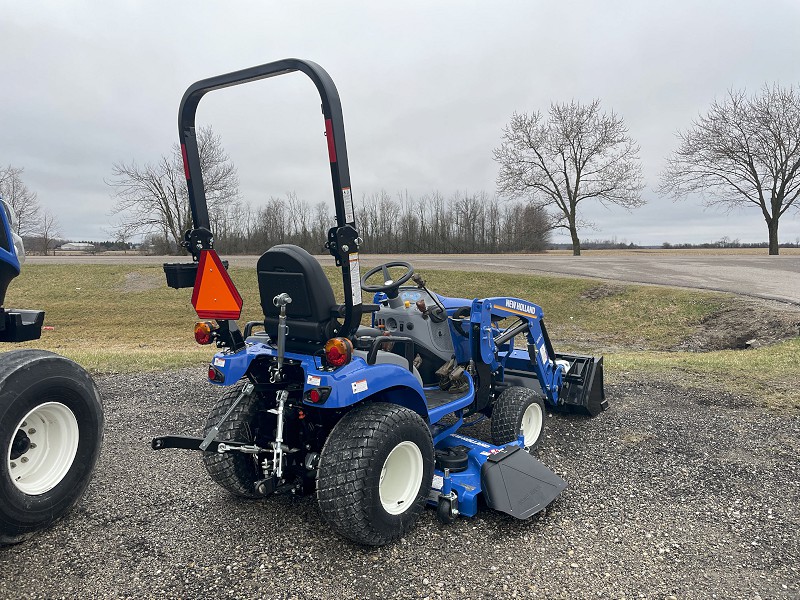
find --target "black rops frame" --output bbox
[178,58,363,337]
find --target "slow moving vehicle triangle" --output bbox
[191,249,242,320]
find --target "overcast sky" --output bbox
[2,1,800,247]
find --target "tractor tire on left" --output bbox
[317,402,434,546]
[202,380,265,499]
[0,349,104,546]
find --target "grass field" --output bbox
[4,263,798,409]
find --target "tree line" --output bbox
[141,188,550,255]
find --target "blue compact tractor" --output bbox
[0,197,103,545]
[154,59,606,546]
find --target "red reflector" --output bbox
[325,118,337,163]
[305,386,331,404]
[191,250,243,320]
[181,144,191,180]
[208,366,224,382]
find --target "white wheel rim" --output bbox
[379,441,423,515]
[521,402,543,448]
[7,402,79,495]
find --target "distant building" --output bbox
[59,242,96,252]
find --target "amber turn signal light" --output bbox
[194,320,218,345]
[324,337,353,368]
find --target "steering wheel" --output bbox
[360,261,414,298]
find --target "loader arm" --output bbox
[469,296,606,415]
[471,297,564,404]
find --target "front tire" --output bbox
[0,350,104,545]
[491,386,545,451]
[317,402,434,546]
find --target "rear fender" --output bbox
[321,360,427,416]
[209,344,429,417]
[371,385,428,419]
[206,346,255,385]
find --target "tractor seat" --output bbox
[258,244,394,349]
[258,244,339,353]
[257,244,422,384]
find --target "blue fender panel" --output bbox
[320,358,426,413]
[206,343,428,417]
[207,347,252,384]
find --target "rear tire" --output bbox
[491,386,545,451]
[202,380,265,499]
[317,402,434,546]
[0,350,103,545]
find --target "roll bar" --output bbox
[177,58,363,337]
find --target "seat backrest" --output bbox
[257,244,338,350]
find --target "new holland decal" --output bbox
[504,299,538,317]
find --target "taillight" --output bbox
[305,386,332,404]
[208,365,224,383]
[194,321,217,345]
[324,337,353,368]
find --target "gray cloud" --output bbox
[1,0,799,245]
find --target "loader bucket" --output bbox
[556,354,606,416]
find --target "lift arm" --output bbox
[471,297,564,404]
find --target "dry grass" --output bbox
[3,263,797,409]
[609,339,800,411]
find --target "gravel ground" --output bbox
[1,368,798,599]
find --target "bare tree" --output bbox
[0,165,41,236]
[659,85,800,255]
[36,208,61,255]
[108,127,238,254]
[494,100,645,255]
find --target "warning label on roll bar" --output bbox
[349,252,362,305]
[343,187,354,224]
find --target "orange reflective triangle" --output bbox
[191,250,243,320]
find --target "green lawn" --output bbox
[4,263,798,409]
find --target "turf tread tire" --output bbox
[491,386,545,451]
[316,402,433,546]
[202,381,265,499]
[0,349,103,546]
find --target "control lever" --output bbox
[411,274,447,322]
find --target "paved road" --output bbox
[29,252,800,305]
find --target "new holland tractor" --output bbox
[153,59,606,546]
[0,196,104,545]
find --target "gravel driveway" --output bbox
[1,368,798,599]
